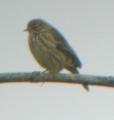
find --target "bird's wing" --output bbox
[51,28,82,68]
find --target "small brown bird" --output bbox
[25,19,88,90]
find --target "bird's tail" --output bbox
[82,83,89,91]
[66,66,89,91]
[73,68,89,91]
[75,69,89,91]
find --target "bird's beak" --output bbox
[23,28,28,32]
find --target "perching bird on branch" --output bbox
[25,19,88,90]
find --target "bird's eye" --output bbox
[31,25,38,30]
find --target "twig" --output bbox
[0,71,114,89]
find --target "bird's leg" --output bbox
[42,70,48,74]
[40,70,48,87]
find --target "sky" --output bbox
[0,0,114,120]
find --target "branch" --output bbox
[0,71,114,89]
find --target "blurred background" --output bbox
[0,0,114,120]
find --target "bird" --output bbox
[25,19,88,90]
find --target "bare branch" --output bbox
[0,71,114,89]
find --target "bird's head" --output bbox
[24,19,51,33]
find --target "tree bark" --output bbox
[0,71,114,89]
